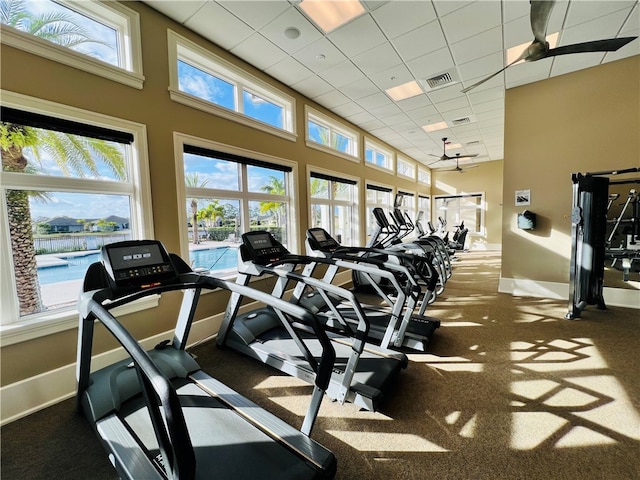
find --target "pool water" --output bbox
[37,247,238,285]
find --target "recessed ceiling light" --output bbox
[507,32,559,65]
[421,121,448,133]
[284,27,301,39]
[385,80,423,102]
[299,0,365,33]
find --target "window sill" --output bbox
[305,140,360,163]
[0,295,159,347]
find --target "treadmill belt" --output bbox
[120,381,323,479]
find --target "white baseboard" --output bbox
[499,277,640,309]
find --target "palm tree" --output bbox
[1,1,119,316]
[259,176,286,227]
[185,172,209,245]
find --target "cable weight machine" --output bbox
[566,167,640,319]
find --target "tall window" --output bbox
[168,31,295,139]
[365,138,394,172]
[365,183,393,243]
[397,156,416,180]
[309,170,358,246]
[0,94,152,325]
[0,0,143,88]
[434,193,484,234]
[417,194,431,231]
[305,106,359,161]
[396,191,416,237]
[178,140,295,273]
[418,166,431,187]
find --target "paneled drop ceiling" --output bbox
[142,0,639,168]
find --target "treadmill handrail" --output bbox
[79,295,196,480]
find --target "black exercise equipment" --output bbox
[77,239,336,479]
[217,231,408,412]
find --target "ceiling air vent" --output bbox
[466,140,481,146]
[419,69,461,92]
[451,117,471,126]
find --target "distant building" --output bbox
[40,215,129,233]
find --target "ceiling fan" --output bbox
[434,154,479,173]
[428,137,478,165]
[461,0,638,93]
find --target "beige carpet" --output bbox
[193,251,640,480]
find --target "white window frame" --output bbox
[0,90,153,343]
[418,166,431,187]
[434,192,485,235]
[417,194,431,227]
[305,106,360,162]
[0,0,144,89]
[364,181,394,242]
[174,132,299,265]
[168,31,296,142]
[307,166,359,246]
[364,138,394,173]
[397,155,416,180]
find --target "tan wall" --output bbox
[432,160,504,249]
[501,55,640,284]
[0,2,427,385]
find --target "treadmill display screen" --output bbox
[103,240,175,288]
[242,231,286,264]
[308,228,339,251]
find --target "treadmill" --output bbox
[303,228,440,352]
[77,239,337,480]
[216,231,408,412]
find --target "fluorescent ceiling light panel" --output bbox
[421,121,448,133]
[300,0,366,33]
[507,32,560,65]
[385,81,423,102]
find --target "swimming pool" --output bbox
[36,247,238,285]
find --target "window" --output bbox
[417,194,431,230]
[365,138,394,172]
[305,106,359,161]
[397,156,416,180]
[434,193,484,234]
[0,0,143,88]
[168,31,295,140]
[309,170,358,246]
[396,191,416,234]
[365,183,393,244]
[176,136,296,271]
[418,166,431,186]
[0,91,152,329]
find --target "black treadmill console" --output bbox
[307,228,340,252]
[241,231,289,264]
[101,240,177,291]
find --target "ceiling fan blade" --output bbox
[455,153,479,159]
[461,58,520,93]
[542,37,637,58]
[530,0,556,44]
[463,164,479,170]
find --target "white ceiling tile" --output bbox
[259,7,323,54]
[564,1,637,29]
[392,21,448,62]
[328,14,388,57]
[340,77,380,100]
[397,94,434,112]
[621,4,639,34]
[318,61,365,89]
[292,75,334,99]
[467,85,504,105]
[359,118,387,131]
[313,89,352,109]
[502,0,530,24]
[332,102,366,118]
[292,38,347,73]
[407,47,455,79]
[450,26,503,65]
[432,1,474,19]
[371,1,437,39]
[230,33,288,70]
[266,57,314,85]
[472,99,504,115]
[369,103,403,118]
[218,0,290,30]
[145,1,206,24]
[505,60,552,89]
[603,32,640,62]
[503,14,536,49]
[550,52,605,78]
[345,110,377,124]
[352,43,403,76]
[457,52,504,84]
[426,83,466,103]
[370,64,414,90]
[185,2,255,51]
[358,91,393,111]
[440,1,502,45]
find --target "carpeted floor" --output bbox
[2,251,639,479]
